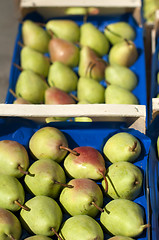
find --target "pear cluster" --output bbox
[11,18,140,111]
[0,127,149,239]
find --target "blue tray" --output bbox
[0,117,151,239]
[6,11,147,107]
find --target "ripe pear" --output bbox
[105,85,139,104]
[29,126,68,163]
[60,178,103,217]
[102,162,143,200]
[59,215,104,240]
[15,70,48,104]
[78,46,107,82]
[77,77,105,103]
[105,65,138,91]
[21,46,50,77]
[46,20,80,43]
[0,208,22,240]
[80,23,109,56]
[108,237,134,240]
[65,7,88,15]
[22,20,50,53]
[109,40,138,67]
[0,140,29,178]
[24,236,52,240]
[0,174,25,211]
[100,199,148,237]
[104,22,136,45]
[48,62,78,92]
[24,158,66,198]
[103,132,141,163]
[45,87,76,104]
[20,196,62,236]
[49,35,79,68]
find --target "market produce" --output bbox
[105,65,138,91]
[24,236,52,240]
[60,178,103,217]
[102,161,143,200]
[108,237,134,240]
[29,126,68,162]
[48,61,78,92]
[104,22,136,45]
[78,46,107,81]
[80,22,109,56]
[103,132,141,163]
[22,20,50,53]
[109,40,138,67]
[105,85,139,104]
[0,140,29,178]
[65,7,99,15]
[20,196,62,236]
[59,215,104,240]
[100,199,148,237]
[77,77,105,103]
[0,208,22,240]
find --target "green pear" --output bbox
[78,46,107,81]
[60,178,103,217]
[80,23,109,56]
[0,208,22,240]
[0,140,29,178]
[105,85,139,104]
[48,62,78,92]
[103,132,141,163]
[102,162,143,200]
[15,70,48,104]
[100,199,148,237]
[20,196,62,236]
[24,236,52,240]
[105,65,138,91]
[74,117,92,122]
[108,237,134,240]
[29,126,68,163]
[0,174,25,211]
[21,46,50,77]
[65,7,88,15]
[46,20,80,43]
[22,20,50,53]
[109,40,138,67]
[24,158,66,198]
[104,22,136,45]
[59,215,104,240]
[77,77,105,103]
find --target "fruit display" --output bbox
[6,12,147,108]
[0,117,151,239]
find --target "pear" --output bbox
[104,22,136,45]
[49,35,79,68]
[21,46,50,77]
[29,126,68,163]
[0,140,29,178]
[59,215,104,240]
[65,7,88,15]
[102,162,143,200]
[0,208,22,240]
[46,20,80,43]
[45,87,76,104]
[24,236,52,240]
[103,132,141,163]
[109,40,138,67]
[22,20,50,53]
[24,158,66,198]
[108,237,134,240]
[78,46,107,82]
[157,136,159,158]
[60,178,103,217]
[105,65,138,91]
[80,23,109,56]
[74,117,92,122]
[100,199,149,237]
[77,77,105,103]
[0,174,25,211]
[15,70,49,104]
[105,85,139,104]
[48,62,78,92]
[9,89,31,104]
[20,196,62,236]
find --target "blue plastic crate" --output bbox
[0,117,151,239]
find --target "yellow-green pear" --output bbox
[24,236,52,240]
[108,237,134,240]
[65,7,88,15]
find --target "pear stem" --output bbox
[98,169,108,192]
[129,141,137,152]
[14,200,30,211]
[124,38,131,45]
[9,89,17,99]
[18,165,29,175]
[69,93,79,102]
[85,61,93,77]
[91,201,104,212]
[83,13,88,23]
[48,29,54,38]
[59,146,80,156]
[105,26,123,39]
[18,41,24,48]
[54,180,74,188]
[142,223,151,230]
[9,235,16,240]
[50,227,63,240]
[13,63,23,71]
